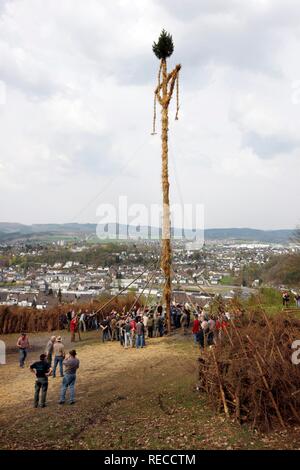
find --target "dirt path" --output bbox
[0,331,299,450]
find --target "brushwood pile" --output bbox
[198,310,300,431]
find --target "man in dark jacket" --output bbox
[30,354,52,408]
[147,314,154,338]
[135,318,144,348]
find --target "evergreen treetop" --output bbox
[152,29,174,60]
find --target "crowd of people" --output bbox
[57,301,233,350]
[60,309,98,333]
[45,300,235,353]
[16,300,234,408]
[17,332,80,408]
[283,290,300,308]
[281,290,300,308]
[14,287,300,409]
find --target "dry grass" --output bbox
[0,331,300,450]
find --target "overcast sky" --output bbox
[0,0,300,229]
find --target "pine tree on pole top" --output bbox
[152,29,174,60]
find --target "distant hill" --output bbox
[204,228,294,243]
[0,222,295,244]
[263,253,300,286]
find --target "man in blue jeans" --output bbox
[52,336,65,378]
[30,354,52,408]
[135,318,144,349]
[59,350,79,405]
[17,332,30,368]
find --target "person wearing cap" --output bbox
[30,353,52,408]
[180,310,188,335]
[45,335,56,367]
[59,350,80,405]
[16,332,30,368]
[175,305,182,329]
[52,336,65,378]
[135,317,144,349]
[124,319,132,348]
[147,313,154,338]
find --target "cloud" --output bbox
[0,0,300,229]
[242,132,300,159]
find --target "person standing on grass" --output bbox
[180,310,188,335]
[207,316,216,346]
[198,324,205,349]
[70,314,79,342]
[159,314,165,337]
[153,313,160,337]
[282,291,290,308]
[117,317,125,346]
[130,316,136,346]
[59,350,80,405]
[52,336,65,378]
[78,310,86,332]
[147,314,154,338]
[175,306,182,329]
[66,311,72,331]
[76,313,82,341]
[100,317,109,342]
[110,315,117,341]
[135,317,144,349]
[216,314,227,342]
[141,317,146,347]
[192,315,200,345]
[45,335,56,367]
[124,319,132,348]
[17,332,30,368]
[184,303,191,328]
[30,353,52,408]
[143,310,149,338]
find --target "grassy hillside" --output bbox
[263,254,300,286]
[240,253,300,288]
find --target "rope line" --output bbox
[126,270,157,317]
[93,260,159,316]
[71,135,151,222]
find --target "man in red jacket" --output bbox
[70,315,79,342]
[216,315,228,342]
[130,317,136,346]
[192,316,200,345]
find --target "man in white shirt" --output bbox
[143,312,149,337]
[79,311,86,332]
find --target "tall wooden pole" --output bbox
[161,58,172,334]
[154,60,181,334]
